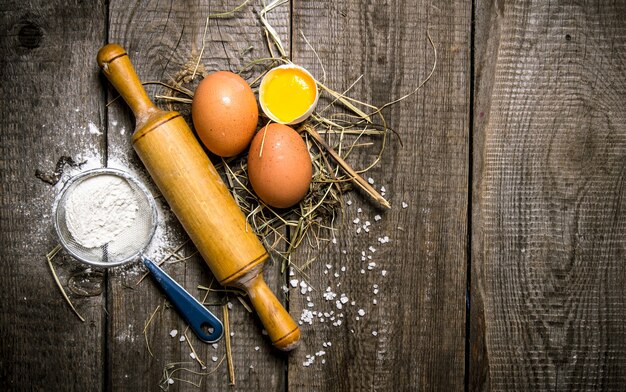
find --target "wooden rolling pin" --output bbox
[97,44,300,351]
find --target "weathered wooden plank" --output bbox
[288,1,471,390]
[472,0,626,390]
[105,1,290,390]
[0,0,107,390]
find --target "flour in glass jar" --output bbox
[65,174,139,248]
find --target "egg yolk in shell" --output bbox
[261,67,317,123]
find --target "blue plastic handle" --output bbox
[142,256,224,343]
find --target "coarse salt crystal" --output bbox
[190,353,196,359]
[358,309,365,316]
[353,218,360,224]
[255,346,260,351]
[290,279,299,288]
[167,378,175,385]
[382,270,388,276]
[230,332,235,337]
[340,295,349,304]
[212,343,218,349]
[374,215,382,221]
[372,331,378,336]
[368,177,374,184]
[373,299,378,305]
[212,356,218,362]
[369,246,376,253]
[346,200,352,206]
[361,269,365,274]
[179,336,186,342]
[357,207,363,213]
[169,329,178,338]
[402,202,408,208]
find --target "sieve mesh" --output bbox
[53,168,157,267]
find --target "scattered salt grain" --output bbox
[360,269,365,274]
[212,356,218,362]
[290,279,299,288]
[323,289,336,301]
[255,346,260,351]
[357,207,363,213]
[212,343,218,349]
[190,353,196,360]
[340,295,349,304]
[369,246,376,253]
[88,122,101,135]
[227,302,233,310]
[167,378,175,385]
[368,177,374,184]
[382,270,388,276]
[179,336,186,342]
[301,309,314,325]
[372,331,378,336]
[326,264,332,269]
[347,200,352,206]
[380,186,386,192]
[332,237,337,244]
[334,272,340,278]
[374,215,382,221]
[373,299,378,305]
[169,329,178,338]
[402,202,408,208]
[353,218,360,224]
[341,266,346,272]
[230,332,235,337]
[358,309,365,316]
[289,269,295,276]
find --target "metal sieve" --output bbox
[53,168,156,267]
[53,168,223,343]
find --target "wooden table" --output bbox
[1,1,624,390]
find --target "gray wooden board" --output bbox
[472,0,626,390]
[0,0,107,390]
[105,0,290,390]
[288,1,471,390]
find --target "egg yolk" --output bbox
[262,68,316,123]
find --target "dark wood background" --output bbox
[1,0,624,390]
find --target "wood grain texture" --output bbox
[0,0,107,390]
[288,1,470,390]
[105,0,290,390]
[473,0,626,390]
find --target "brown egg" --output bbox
[247,123,312,208]
[192,71,258,157]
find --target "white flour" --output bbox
[65,174,139,248]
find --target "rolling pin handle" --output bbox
[244,273,300,351]
[96,43,157,121]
